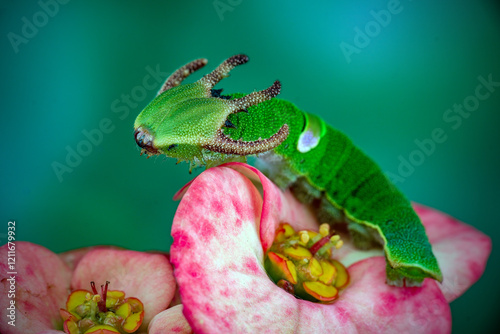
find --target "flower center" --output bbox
[264,223,350,303]
[59,281,144,334]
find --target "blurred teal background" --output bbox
[1,0,499,332]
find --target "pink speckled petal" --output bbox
[70,249,176,331]
[413,203,491,302]
[148,305,192,334]
[171,166,273,333]
[0,242,72,334]
[37,331,65,334]
[171,165,451,333]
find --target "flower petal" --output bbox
[171,164,452,333]
[59,246,122,270]
[70,249,176,331]
[171,165,272,332]
[413,204,491,302]
[322,257,450,333]
[148,305,192,334]
[0,242,72,334]
[221,162,320,251]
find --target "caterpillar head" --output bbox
[133,55,289,169]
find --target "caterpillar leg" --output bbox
[346,220,438,287]
[385,263,425,287]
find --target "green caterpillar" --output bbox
[134,55,442,287]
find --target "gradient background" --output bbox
[1,0,499,332]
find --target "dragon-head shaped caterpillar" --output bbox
[134,55,289,169]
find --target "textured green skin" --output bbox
[134,67,442,285]
[134,82,240,166]
[223,95,442,285]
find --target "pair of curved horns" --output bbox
[157,55,288,155]
[158,54,281,111]
[158,54,250,95]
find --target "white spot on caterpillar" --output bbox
[297,112,325,153]
[297,130,320,153]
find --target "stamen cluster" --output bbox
[264,223,349,303]
[59,281,144,334]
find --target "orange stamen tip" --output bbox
[318,260,337,285]
[64,318,79,334]
[275,223,295,242]
[115,302,132,319]
[283,246,312,260]
[266,251,298,284]
[106,290,126,309]
[332,260,350,289]
[59,308,77,322]
[66,290,90,315]
[83,325,120,334]
[303,281,339,303]
[121,298,145,333]
[308,257,323,278]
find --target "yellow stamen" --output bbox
[84,325,120,333]
[299,231,310,244]
[308,257,323,278]
[303,281,339,302]
[66,290,89,317]
[331,260,349,289]
[61,284,144,334]
[318,260,337,285]
[275,223,296,242]
[265,221,350,304]
[116,302,132,319]
[319,223,330,237]
[330,235,340,243]
[283,246,312,260]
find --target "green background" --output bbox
[1,0,499,332]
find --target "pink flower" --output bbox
[170,162,491,333]
[0,243,189,334]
